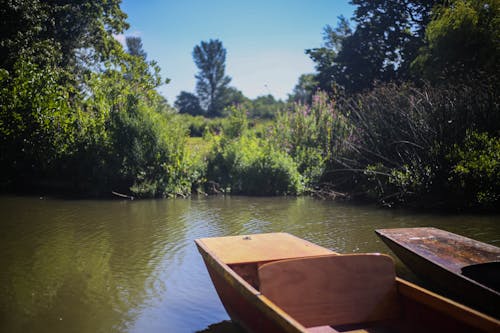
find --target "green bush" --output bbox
[206,108,303,195]
[271,91,354,186]
[57,62,197,198]
[206,134,303,195]
[336,81,499,207]
[447,131,500,208]
[0,57,76,182]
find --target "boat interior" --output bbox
[461,262,500,292]
[228,253,491,333]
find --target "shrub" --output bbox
[206,135,303,195]
[206,107,303,195]
[337,80,499,207]
[447,131,500,208]
[271,91,354,186]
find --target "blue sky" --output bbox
[118,0,354,103]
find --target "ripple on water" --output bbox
[0,195,499,333]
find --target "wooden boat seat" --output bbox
[258,254,400,329]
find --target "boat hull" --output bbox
[197,241,310,333]
[376,228,500,318]
[201,255,297,333]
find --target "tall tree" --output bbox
[308,1,436,94]
[192,39,231,117]
[175,91,203,115]
[250,94,284,119]
[412,0,500,81]
[306,16,352,93]
[0,0,128,72]
[126,36,147,59]
[288,73,318,104]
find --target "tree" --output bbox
[218,87,250,116]
[288,73,318,104]
[412,0,500,81]
[175,91,203,115]
[126,36,147,59]
[192,39,231,117]
[306,16,352,93]
[249,95,284,119]
[0,0,128,73]
[308,2,436,94]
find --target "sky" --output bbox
[117,0,355,103]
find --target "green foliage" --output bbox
[72,53,194,198]
[248,94,284,119]
[193,39,232,116]
[0,56,76,179]
[223,106,248,139]
[0,0,128,72]
[271,91,354,186]
[206,134,303,195]
[448,131,500,207]
[332,80,499,208]
[308,2,434,93]
[126,36,147,59]
[206,107,303,195]
[288,74,318,104]
[175,91,203,116]
[0,1,201,198]
[413,0,500,80]
[306,15,352,93]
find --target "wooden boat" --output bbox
[195,232,499,333]
[375,227,500,319]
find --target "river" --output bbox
[0,195,499,333]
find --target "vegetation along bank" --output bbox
[0,0,498,211]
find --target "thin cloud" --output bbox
[113,31,142,47]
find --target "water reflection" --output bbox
[0,195,499,333]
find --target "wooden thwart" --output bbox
[198,232,333,265]
[259,254,400,328]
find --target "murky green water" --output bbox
[1,195,499,333]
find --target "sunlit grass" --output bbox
[186,137,212,159]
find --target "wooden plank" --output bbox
[258,254,400,328]
[396,278,500,333]
[306,326,339,333]
[376,227,500,273]
[197,233,333,265]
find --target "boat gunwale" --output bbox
[375,228,500,296]
[195,237,311,333]
[395,278,500,332]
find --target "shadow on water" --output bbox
[196,320,245,333]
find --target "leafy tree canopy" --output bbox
[307,1,436,94]
[193,39,231,117]
[126,36,147,59]
[0,0,128,72]
[412,0,500,81]
[175,91,203,116]
[288,73,318,104]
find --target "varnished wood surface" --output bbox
[396,278,500,332]
[376,227,500,273]
[306,326,338,333]
[196,232,500,333]
[376,227,500,317]
[258,254,400,328]
[197,232,333,265]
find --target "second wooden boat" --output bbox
[376,227,500,318]
[196,232,500,333]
